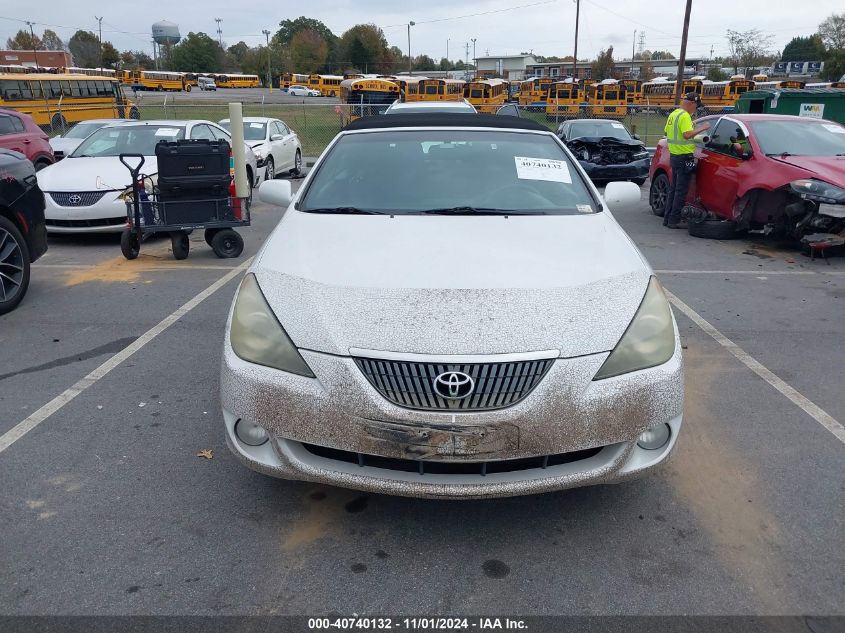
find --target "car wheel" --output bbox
[120,229,140,260]
[291,149,302,176]
[211,229,244,259]
[265,156,275,181]
[34,159,51,172]
[0,215,31,316]
[649,172,669,217]
[632,177,646,186]
[688,219,742,240]
[171,231,190,260]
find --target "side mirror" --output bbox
[496,104,521,117]
[603,181,641,211]
[270,133,284,141]
[258,179,292,207]
[632,133,641,140]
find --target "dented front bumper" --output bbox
[220,329,684,498]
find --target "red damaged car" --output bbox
[649,114,845,239]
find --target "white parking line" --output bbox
[666,290,845,446]
[0,259,252,455]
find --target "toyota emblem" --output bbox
[433,371,475,400]
[68,194,82,205]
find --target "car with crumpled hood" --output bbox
[220,113,684,499]
[558,119,650,186]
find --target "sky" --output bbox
[1,0,839,64]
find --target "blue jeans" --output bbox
[664,154,693,226]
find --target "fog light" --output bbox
[234,419,269,447]
[637,423,671,450]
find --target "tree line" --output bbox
[5,17,476,81]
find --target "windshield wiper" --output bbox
[302,206,389,215]
[420,206,524,215]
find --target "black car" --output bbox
[0,148,48,315]
[557,119,650,186]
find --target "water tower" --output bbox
[152,20,181,69]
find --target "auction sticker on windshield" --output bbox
[155,128,180,137]
[514,156,572,183]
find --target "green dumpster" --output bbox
[735,88,845,124]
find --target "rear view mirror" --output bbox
[603,181,641,211]
[258,179,292,207]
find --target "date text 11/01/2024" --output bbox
[307,617,528,630]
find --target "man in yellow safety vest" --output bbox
[663,93,710,229]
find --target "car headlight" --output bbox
[790,179,845,204]
[593,277,676,381]
[229,274,315,377]
[253,147,267,160]
[632,150,649,159]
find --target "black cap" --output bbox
[683,92,700,103]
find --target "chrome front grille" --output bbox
[354,357,554,412]
[49,191,108,207]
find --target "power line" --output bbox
[381,0,559,29]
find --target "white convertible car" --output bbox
[220,113,685,499]
[37,120,261,233]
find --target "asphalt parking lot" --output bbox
[1,180,844,616]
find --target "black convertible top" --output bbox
[342,113,549,132]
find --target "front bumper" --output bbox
[579,157,650,181]
[220,328,684,499]
[43,191,126,233]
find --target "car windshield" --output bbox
[70,125,185,157]
[300,130,598,215]
[64,122,108,140]
[567,121,632,140]
[220,122,267,141]
[750,120,845,156]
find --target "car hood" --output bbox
[251,211,653,358]
[37,156,158,192]
[49,137,83,154]
[768,155,845,186]
[567,136,643,148]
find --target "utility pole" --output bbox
[407,21,415,75]
[465,42,469,69]
[632,29,636,77]
[572,0,580,80]
[674,0,692,105]
[215,18,223,46]
[25,21,39,69]
[95,16,103,69]
[262,29,272,89]
[471,38,477,78]
[447,38,449,65]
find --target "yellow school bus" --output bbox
[280,72,309,89]
[0,73,138,129]
[753,80,806,90]
[339,77,400,123]
[129,70,187,91]
[307,74,344,96]
[700,78,754,111]
[215,73,260,88]
[620,79,642,105]
[641,78,703,111]
[545,80,582,117]
[409,78,466,102]
[395,76,424,101]
[518,77,553,105]
[585,80,627,118]
[463,78,508,113]
[61,67,117,79]
[0,65,31,74]
[182,73,199,88]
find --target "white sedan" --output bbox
[37,120,261,233]
[221,114,684,499]
[287,85,320,97]
[219,117,302,181]
[48,119,134,160]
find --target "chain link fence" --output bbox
[6,98,727,158]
